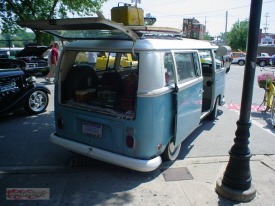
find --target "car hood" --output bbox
[16,46,49,57]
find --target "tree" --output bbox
[204,31,212,41]
[226,19,249,52]
[0,0,107,45]
[0,30,35,47]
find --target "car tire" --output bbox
[259,60,266,67]
[226,67,230,73]
[208,97,219,120]
[238,60,245,66]
[24,90,49,114]
[161,140,181,161]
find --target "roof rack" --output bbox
[127,26,182,39]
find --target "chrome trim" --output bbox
[137,77,203,97]
[177,77,203,92]
[50,133,162,172]
[137,86,174,97]
[220,97,226,106]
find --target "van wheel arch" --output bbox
[161,140,181,161]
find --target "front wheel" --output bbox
[161,140,181,161]
[271,97,275,127]
[226,67,230,73]
[24,90,49,114]
[208,98,218,120]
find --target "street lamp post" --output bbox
[215,0,262,202]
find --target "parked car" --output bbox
[271,54,275,66]
[75,52,138,70]
[0,58,26,70]
[0,59,50,116]
[15,45,50,75]
[231,51,246,66]
[17,15,230,172]
[256,55,272,67]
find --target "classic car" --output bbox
[0,59,50,115]
[15,45,50,75]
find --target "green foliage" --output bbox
[0,30,35,47]
[144,17,156,26]
[204,31,212,40]
[0,0,107,45]
[226,19,249,52]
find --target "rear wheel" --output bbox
[161,140,181,161]
[238,60,245,66]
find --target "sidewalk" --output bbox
[0,154,274,206]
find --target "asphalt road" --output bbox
[1,65,275,168]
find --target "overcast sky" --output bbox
[99,0,275,37]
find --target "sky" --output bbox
[98,0,275,37]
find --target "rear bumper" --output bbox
[50,133,162,172]
[24,66,49,74]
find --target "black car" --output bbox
[15,45,50,75]
[0,58,26,70]
[0,59,50,115]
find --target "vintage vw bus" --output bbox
[17,16,230,172]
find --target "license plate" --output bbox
[83,122,102,138]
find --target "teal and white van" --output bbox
[18,16,230,172]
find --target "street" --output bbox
[0,65,275,205]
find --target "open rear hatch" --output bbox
[17,14,182,41]
[17,16,140,42]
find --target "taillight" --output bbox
[126,135,135,148]
[57,118,64,129]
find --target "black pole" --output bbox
[216,0,262,201]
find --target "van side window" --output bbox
[174,53,195,81]
[193,52,201,77]
[164,52,175,85]
[214,53,222,70]
[199,50,212,74]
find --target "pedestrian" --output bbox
[45,42,59,83]
[45,43,53,82]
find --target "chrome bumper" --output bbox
[50,133,162,172]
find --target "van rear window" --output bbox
[61,51,139,120]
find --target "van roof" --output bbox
[65,38,217,51]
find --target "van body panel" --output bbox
[61,110,124,154]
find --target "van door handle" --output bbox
[199,88,204,94]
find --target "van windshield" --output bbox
[61,51,139,119]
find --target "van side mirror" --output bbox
[216,46,231,56]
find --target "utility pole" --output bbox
[264,13,269,38]
[225,11,228,44]
[205,16,207,31]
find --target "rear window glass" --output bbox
[61,51,139,119]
